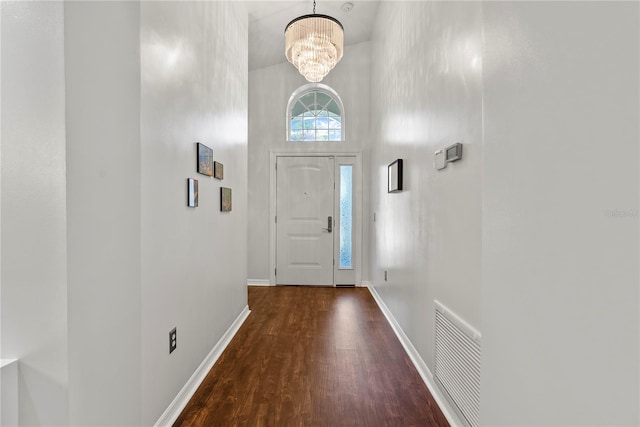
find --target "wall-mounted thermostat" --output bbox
[445,143,463,163]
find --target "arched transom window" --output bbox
[287,83,344,142]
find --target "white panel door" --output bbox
[276,156,334,285]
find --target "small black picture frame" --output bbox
[197,143,213,176]
[220,187,232,212]
[388,159,403,193]
[214,161,224,180]
[187,178,198,207]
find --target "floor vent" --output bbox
[434,301,481,427]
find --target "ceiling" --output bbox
[245,1,380,71]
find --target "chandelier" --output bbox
[284,0,344,83]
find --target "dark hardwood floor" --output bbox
[174,286,449,427]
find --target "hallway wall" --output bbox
[140,2,248,425]
[1,1,249,425]
[481,2,639,424]
[369,0,483,374]
[371,1,639,425]
[65,2,143,424]
[1,2,69,425]
[248,42,371,284]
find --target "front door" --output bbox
[276,156,334,285]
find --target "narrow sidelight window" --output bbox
[339,165,353,268]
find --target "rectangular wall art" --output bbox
[214,161,224,180]
[388,159,403,193]
[187,178,198,207]
[197,143,213,176]
[220,187,232,212]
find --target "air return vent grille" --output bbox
[434,300,481,427]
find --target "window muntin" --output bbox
[287,84,344,142]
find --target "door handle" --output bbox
[322,216,333,233]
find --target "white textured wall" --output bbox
[65,2,142,425]
[1,2,69,425]
[1,359,19,426]
[372,1,638,425]
[481,2,639,424]
[248,42,371,283]
[2,1,248,425]
[140,2,248,424]
[369,0,483,369]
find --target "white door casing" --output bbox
[276,156,335,285]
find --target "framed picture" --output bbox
[220,187,232,212]
[388,159,403,193]
[197,143,213,176]
[187,178,198,207]
[214,161,224,180]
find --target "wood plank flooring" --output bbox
[174,286,449,427]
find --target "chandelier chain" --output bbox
[313,0,316,13]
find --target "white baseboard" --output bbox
[364,283,463,427]
[155,306,251,427]
[247,279,272,286]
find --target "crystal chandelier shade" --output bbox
[285,14,344,83]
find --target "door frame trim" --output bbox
[269,151,362,286]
